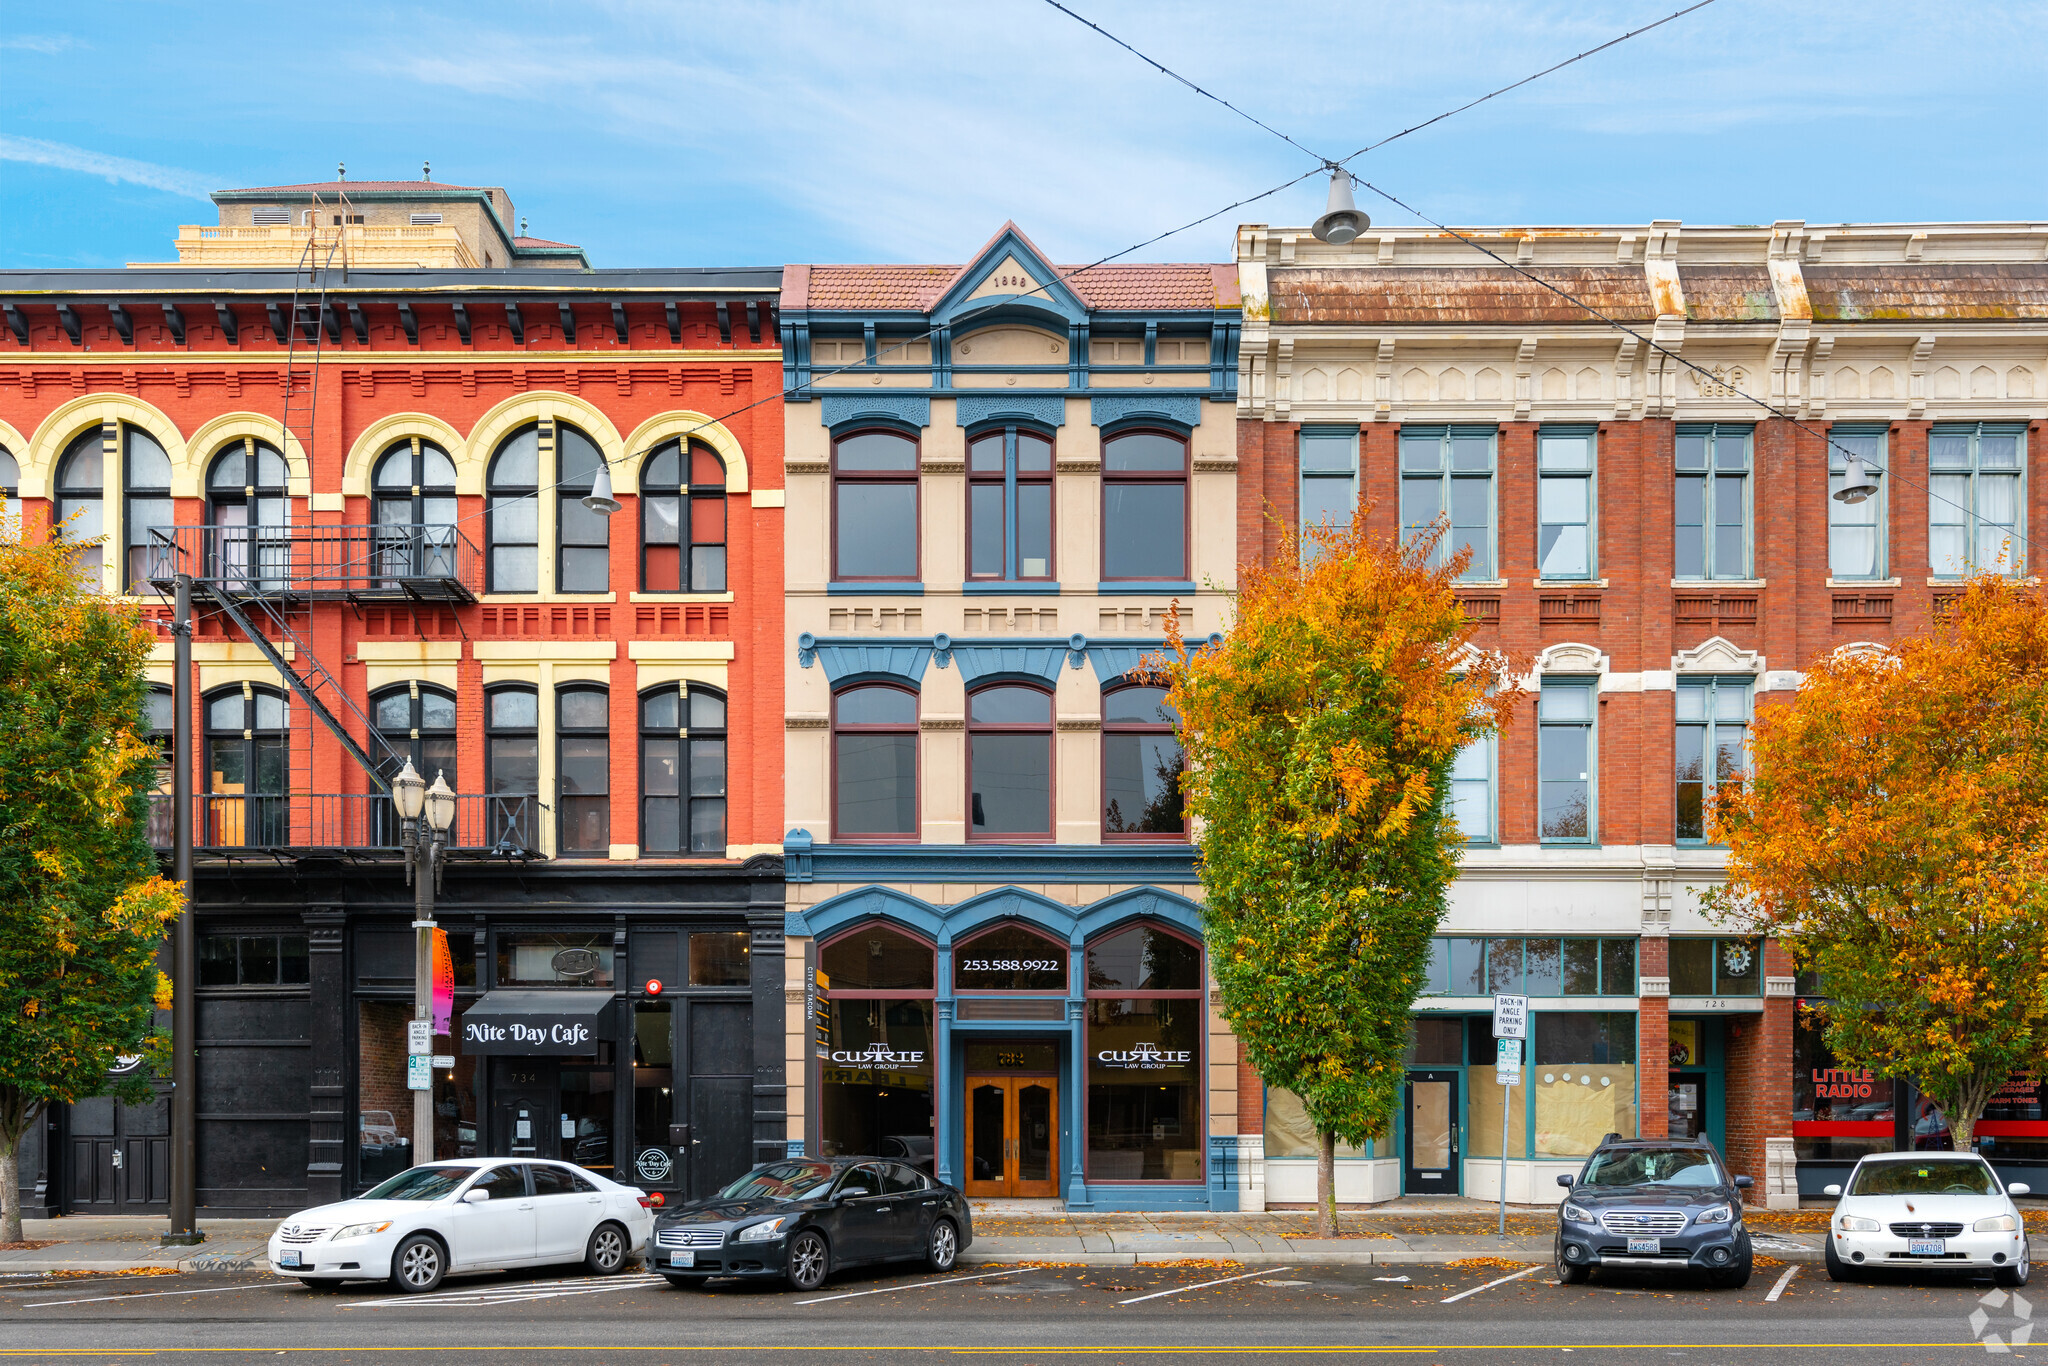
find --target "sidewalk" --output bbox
[2,1198,1854,1273]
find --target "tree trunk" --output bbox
[1950,1104,1982,1156]
[1316,1129,1337,1238]
[0,1097,32,1246]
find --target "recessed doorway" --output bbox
[963,1041,1059,1199]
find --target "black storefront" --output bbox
[13,857,785,1219]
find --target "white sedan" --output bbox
[1824,1152,2032,1285]
[267,1159,654,1293]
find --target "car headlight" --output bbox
[1837,1215,1880,1233]
[1694,1204,1733,1225]
[1976,1214,2019,1232]
[736,1217,788,1243]
[331,1221,393,1241]
[1562,1204,1594,1224]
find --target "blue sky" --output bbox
[4,1,2045,270]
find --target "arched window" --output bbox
[1101,430,1188,582]
[1102,683,1185,838]
[953,922,1068,992]
[486,426,540,592]
[55,429,107,582]
[124,427,174,593]
[206,438,290,587]
[967,426,1053,581]
[204,684,289,848]
[967,684,1052,841]
[832,429,919,581]
[372,438,458,580]
[371,684,457,844]
[557,684,609,856]
[0,446,18,536]
[556,423,610,593]
[485,685,539,853]
[1084,922,1204,1183]
[639,683,728,855]
[145,686,174,848]
[640,439,727,592]
[816,925,935,1162]
[833,684,918,840]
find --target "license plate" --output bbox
[279,1250,301,1268]
[1908,1239,1946,1257]
[1627,1238,1660,1255]
[669,1251,695,1268]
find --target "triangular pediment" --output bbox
[931,222,1087,326]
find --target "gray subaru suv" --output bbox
[1554,1136,1755,1287]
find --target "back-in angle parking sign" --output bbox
[1492,994,1528,1040]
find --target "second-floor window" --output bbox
[968,426,1054,581]
[1675,424,1751,580]
[55,428,107,581]
[640,684,728,856]
[1400,425,1494,580]
[557,685,609,857]
[206,440,290,587]
[372,684,456,845]
[833,684,918,840]
[1827,427,1886,580]
[485,686,539,853]
[833,429,919,580]
[205,685,288,848]
[1930,423,2025,577]
[1102,683,1185,838]
[0,445,18,536]
[1101,430,1188,581]
[1538,681,1594,843]
[372,438,458,580]
[968,684,1053,840]
[487,427,540,592]
[1676,676,1750,844]
[1538,428,1595,579]
[1298,427,1357,552]
[555,424,610,592]
[1448,732,1494,844]
[641,439,727,592]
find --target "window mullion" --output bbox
[1004,427,1019,581]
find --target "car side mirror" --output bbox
[1733,1175,1753,1190]
[1556,1174,1574,1187]
[1823,1184,1842,1197]
[463,1189,490,1203]
[2011,1183,2032,1197]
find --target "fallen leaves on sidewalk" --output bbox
[0,1241,55,1251]
[1140,1258,1244,1269]
[43,1266,181,1278]
[983,1260,1087,1269]
[1445,1257,1538,1271]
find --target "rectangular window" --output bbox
[1676,677,1750,843]
[1537,428,1596,579]
[197,933,309,986]
[496,931,616,987]
[1087,996,1202,1181]
[1533,1012,1639,1156]
[1422,937,1636,996]
[1828,426,1886,579]
[1669,937,1761,996]
[1448,733,1494,844]
[1400,426,1495,579]
[557,688,609,857]
[833,431,921,581]
[1929,423,2025,577]
[1674,424,1752,580]
[1299,427,1358,556]
[1538,681,1595,843]
[967,429,1055,581]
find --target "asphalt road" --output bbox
[2,1258,2037,1364]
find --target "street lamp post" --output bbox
[394,761,455,1165]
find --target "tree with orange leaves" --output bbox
[1709,575,2048,1154]
[1154,515,1520,1234]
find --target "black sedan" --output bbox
[649,1157,975,1291]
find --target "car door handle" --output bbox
[518,1202,535,1210]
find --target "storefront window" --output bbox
[496,931,614,987]
[1793,1004,1896,1161]
[954,923,1068,992]
[560,1062,615,1177]
[1422,937,1636,996]
[357,1000,416,1186]
[1264,1087,1380,1159]
[1979,1073,2048,1162]
[1466,1018,1528,1158]
[690,931,751,986]
[817,927,935,1163]
[1085,923,1204,1184]
[1532,1012,1638,1155]
[1670,938,1761,996]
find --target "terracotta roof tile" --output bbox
[1271,266,1655,325]
[1806,263,2048,321]
[1680,267,1778,322]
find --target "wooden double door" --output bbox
[965,1074,1059,1198]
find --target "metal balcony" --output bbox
[149,793,546,859]
[146,523,481,603]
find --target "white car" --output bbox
[267,1159,654,1293]
[1824,1152,2032,1285]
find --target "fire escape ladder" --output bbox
[277,190,349,474]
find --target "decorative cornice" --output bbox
[1056,459,1101,474]
[1090,394,1201,429]
[955,394,1067,429]
[919,716,964,731]
[1674,635,1764,675]
[785,714,829,730]
[798,638,933,686]
[784,459,830,475]
[1192,456,1237,472]
[919,459,966,474]
[1056,717,1101,732]
[953,643,1072,685]
[1534,640,1608,676]
[821,394,929,431]
[804,843,1201,885]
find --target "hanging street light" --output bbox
[1312,167,1369,245]
[1834,452,1879,505]
[582,461,622,514]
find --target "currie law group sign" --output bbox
[457,989,612,1056]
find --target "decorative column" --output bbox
[1065,996,1090,1209]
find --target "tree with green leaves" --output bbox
[1709,574,2048,1155]
[1155,515,1519,1234]
[0,514,182,1243]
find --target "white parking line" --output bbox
[26,1282,290,1309]
[1118,1266,1295,1306]
[1765,1265,1799,1301]
[346,1273,663,1309]
[793,1267,1033,1305]
[1439,1264,1542,1303]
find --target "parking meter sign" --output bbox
[1492,994,1528,1040]
[1495,1037,1523,1085]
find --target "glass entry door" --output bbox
[964,1075,1058,1198]
[1404,1070,1460,1194]
[1669,1072,1707,1141]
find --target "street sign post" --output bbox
[1492,995,1528,1235]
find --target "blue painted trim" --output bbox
[1088,645,1164,682]
[930,228,1089,327]
[786,882,1205,949]
[952,643,1070,685]
[1091,394,1201,429]
[821,394,930,431]
[1072,1185,1215,1211]
[955,395,1067,428]
[809,643,933,687]
[961,581,1062,596]
[826,582,926,596]
[802,843,1200,885]
[1096,581,1198,595]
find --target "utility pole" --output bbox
[164,574,200,1246]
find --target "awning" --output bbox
[459,989,614,1056]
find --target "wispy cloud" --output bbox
[0,136,214,199]
[0,34,78,53]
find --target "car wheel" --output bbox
[785,1230,830,1292]
[1824,1238,1857,1283]
[1708,1255,1751,1290]
[585,1222,629,1275]
[926,1219,959,1273]
[1996,1246,2030,1288]
[389,1234,445,1294]
[1554,1242,1590,1285]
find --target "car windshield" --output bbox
[1848,1159,1999,1196]
[1580,1148,1723,1188]
[718,1161,840,1202]
[360,1165,480,1201]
